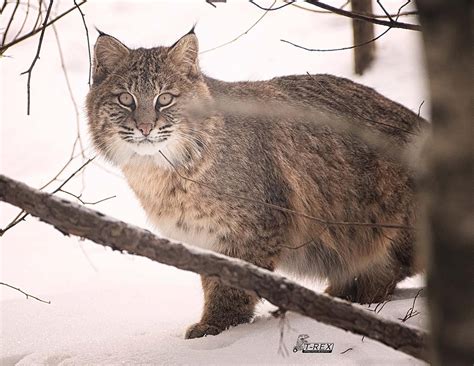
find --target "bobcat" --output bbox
[87,29,427,339]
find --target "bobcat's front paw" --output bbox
[185,322,222,339]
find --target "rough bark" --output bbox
[415,0,474,365]
[351,0,375,75]
[0,174,429,361]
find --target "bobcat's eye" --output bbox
[118,92,135,107]
[156,93,174,109]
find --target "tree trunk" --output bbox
[415,0,473,364]
[351,0,375,74]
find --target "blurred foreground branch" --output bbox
[0,174,429,361]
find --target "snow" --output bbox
[1,0,428,364]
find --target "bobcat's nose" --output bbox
[137,123,153,136]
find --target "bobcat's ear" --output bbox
[168,30,199,78]
[93,33,129,83]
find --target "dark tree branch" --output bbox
[282,0,411,53]
[303,0,421,31]
[0,173,429,361]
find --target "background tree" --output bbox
[351,0,375,74]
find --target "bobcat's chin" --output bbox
[128,140,165,156]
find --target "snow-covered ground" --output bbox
[1,1,428,365]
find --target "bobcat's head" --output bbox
[86,29,212,167]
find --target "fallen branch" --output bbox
[0,174,429,361]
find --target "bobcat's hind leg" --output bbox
[325,259,401,304]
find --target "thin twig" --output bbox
[398,289,423,322]
[51,24,85,157]
[33,0,43,30]
[282,1,411,53]
[340,347,353,354]
[301,0,420,31]
[0,282,51,304]
[58,189,115,206]
[13,0,31,41]
[0,158,94,236]
[159,151,413,230]
[282,27,391,53]
[200,0,276,54]
[20,0,53,115]
[376,0,393,22]
[205,0,216,8]
[285,0,350,14]
[280,225,328,250]
[73,0,91,85]
[1,0,20,45]
[249,0,293,12]
[0,0,87,53]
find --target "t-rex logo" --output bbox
[293,334,334,353]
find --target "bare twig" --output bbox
[282,1,411,53]
[0,157,94,236]
[368,298,391,314]
[58,189,115,206]
[281,27,391,53]
[249,0,293,12]
[285,0,350,14]
[20,0,53,115]
[51,24,85,157]
[301,0,420,31]
[0,0,87,53]
[0,174,430,361]
[340,347,353,354]
[13,0,32,41]
[376,0,393,22]
[205,0,216,8]
[2,0,20,45]
[73,0,91,85]
[398,289,423,322]
[200,0,276,54]
[0,282,51,304]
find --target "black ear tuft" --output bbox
[95,27,108,37]
[187,23,197,35]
